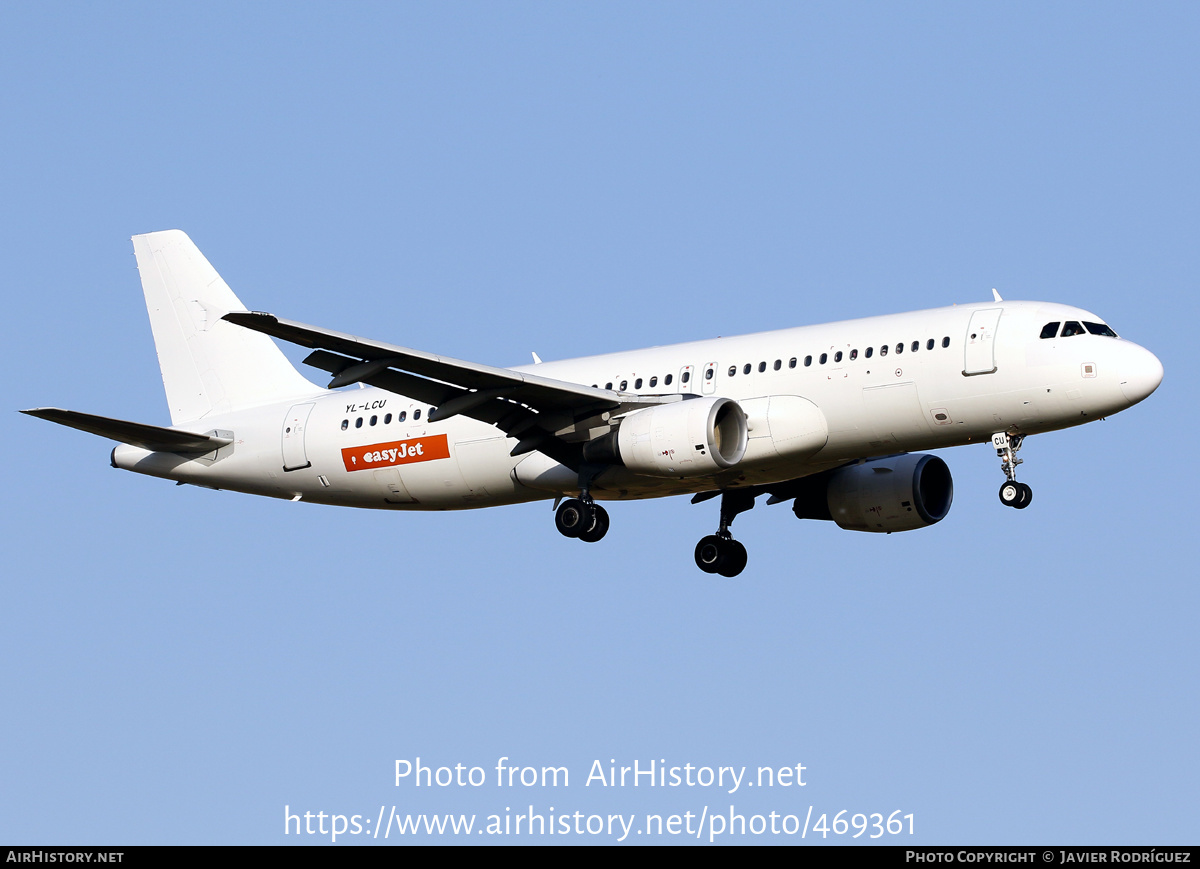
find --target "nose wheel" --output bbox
[998,480,1033,509]
[993,432,1033,509]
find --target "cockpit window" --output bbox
[1040,322,1060,339]
[1061,321,1085,337]
[1084,321,1118,337]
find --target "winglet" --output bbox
[531,352,543,364]
[992,288,1003,302]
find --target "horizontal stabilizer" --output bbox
[21,408,233,453]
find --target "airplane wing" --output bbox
[21,408,233,453]
[223,312,679,470]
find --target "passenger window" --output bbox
[895,343,904,354]
[743,363,751,375]
[865,347,873,358]
[605,382,613,390]
[398,411,407,422]
[1040,322,1060,339]
[834,351,843,363]
[880,345,888,356]
[665,374,673,385]
[1084,322,1118,337]
[728,366,736,377]
[355,417,363,428]
[705,368,714,380]
[635,378,643,389]
[681,371,690,384]
[926,338,934,350]
[650,376,658,387]
[804,355,812,367]
[414,408,421,420]
[384,413,392,424]
[1062,321,1085,337]
[620,380,628,391]
[773,359,781,370]
[911,341,919,352]
[849,349,858,361]
[370,415,377,426]
[942,336,950,348]
[341,419,348,431]
[789,357,797,368]
[819,353,828,364]
[758,361,766,372]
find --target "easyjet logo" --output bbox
[341,435,450,472]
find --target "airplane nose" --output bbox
[1119,345,1164,405]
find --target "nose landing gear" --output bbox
[998,479,1033,509]
[993,432,1032,509]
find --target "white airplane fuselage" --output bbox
[109,298,1162,510]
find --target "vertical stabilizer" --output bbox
[132,230,322,424]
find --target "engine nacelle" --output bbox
[583,396,748,477]
[793,453,953,532]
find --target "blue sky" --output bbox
[2,2,1196,844]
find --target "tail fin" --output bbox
[132,230,322,424]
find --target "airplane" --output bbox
[23,230,1163,577]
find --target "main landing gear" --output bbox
[554,466,611,544]
[555,497,610,543]
[992,432,1033,510]
[694,490,755,577]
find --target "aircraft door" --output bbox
[281,403,314,471]
[678,365,696,394]
[702,362,718,395]
[964,308,1002,375]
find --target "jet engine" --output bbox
[582,396,748,477]
[792,453,953,532]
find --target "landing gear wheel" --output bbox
[694,536,748,577]
[993,432,1033,511]
[998,481,1022,508]
[578,504,610,542]
[555,499,591,538]
[716,540,748,578]
[694,535,724,574]
[694,491,756,576]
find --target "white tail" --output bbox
[132,230,322,424]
